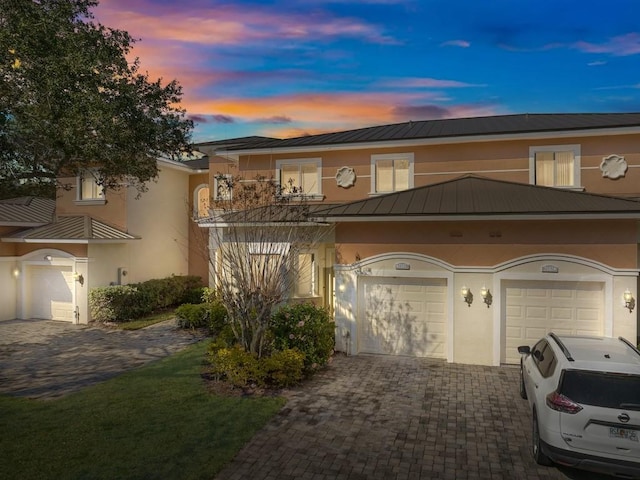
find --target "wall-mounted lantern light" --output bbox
[461,285,473,307]
[73,272,84,286]
[624,289,635,313]
[12,267,20,278]
[44,255,52,261]
[480,286,493,308]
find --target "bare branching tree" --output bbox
[200,174,333,358]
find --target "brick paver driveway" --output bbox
[216,355,611,480]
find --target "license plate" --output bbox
[610,427,639,442]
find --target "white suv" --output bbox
[518,333,640,478]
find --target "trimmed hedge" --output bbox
[175,301,228,335]
[89,275,202,323]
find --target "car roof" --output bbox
[550,335,640,374]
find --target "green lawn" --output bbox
[0,341,286,480]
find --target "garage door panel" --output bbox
[503,280,604,364]
[359,278,446,358]
[28,266,74,322]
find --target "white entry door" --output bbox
[358,277,447,358]
[28,265,75,322]
[503,280,604,364]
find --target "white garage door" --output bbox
[28,266,74,322]
[503,280,604,364]
[358,277,446,358]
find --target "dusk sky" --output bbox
[94,0,640,143]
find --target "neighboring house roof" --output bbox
[0,197,55,226]
[219,113,640,152]
[2,215,139,243]
[194,136,275,149]
[312,175,640,221]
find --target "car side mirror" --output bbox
[518,345,531,355]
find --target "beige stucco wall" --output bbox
[0,259,19,320]
[333,220,638,269]
[125,164,190,284]
[231,132,640,203]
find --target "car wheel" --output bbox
[519,359,527,399]
[532,410,553,466]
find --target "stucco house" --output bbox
[3,113,640,368]
[204,113,640,366]
[0,157,209,324]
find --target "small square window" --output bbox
[77,170,104,202]
[371,153,413,193]
[213,174,233,201]
[530,145,580,188]
[276,159,321,196]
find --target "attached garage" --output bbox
[27,265,75,322]
[358,277,447,358]
[502,280,604,364]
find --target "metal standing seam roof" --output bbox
[0,197,55,225]
[2,215,139,242]
[311,175,640,220]
[219,113,640,151]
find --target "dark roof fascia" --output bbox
[217,113,640,155]
[313,213,640,223]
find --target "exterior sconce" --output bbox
[44,255,53,261]
[624,289,635,313]
[461,285,473,307]
[74,272,84,286]
[480,286,492,308]
[12,267,20,278]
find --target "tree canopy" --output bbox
[0,0,193,198]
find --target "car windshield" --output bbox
[560,370,640,410]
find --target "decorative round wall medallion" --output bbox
[600,154,628,179]
[336,166,356,188]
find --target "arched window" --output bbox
[194,184,210,218]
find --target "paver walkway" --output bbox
[0,320,612,479]
[0,318,204,399]
[215,355,609,480]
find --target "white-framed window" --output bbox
[193,184,210,218]
[276,158,322,197]
[529,145,581,188]
[76,169,105,203]
[213,174,233,201]
[295,251,317,297]
[371,153,414,194]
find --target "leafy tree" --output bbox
[0,0,193,199]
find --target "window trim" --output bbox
[370,152,414,195]
[213,174,233,202]
[75,169,105,205]
[295,249,319,298]
[275,158,323,199]
[529,144,581,189]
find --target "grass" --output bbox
[115,310,177,330]
[0,341,286,480]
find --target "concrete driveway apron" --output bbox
[215,354,611,480]
[0,318,204,399]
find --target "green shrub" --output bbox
[270,303,335,375]
[176,301,228,335]
[209,345,264,387]
[89,286,151,323]
[263,349,305,387]
[137,275,202,310]
[175,303,209,329]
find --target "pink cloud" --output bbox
[380,77,484,88]
[573,33,640,56]
[441,40,471,48]
[94,0,397,46]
